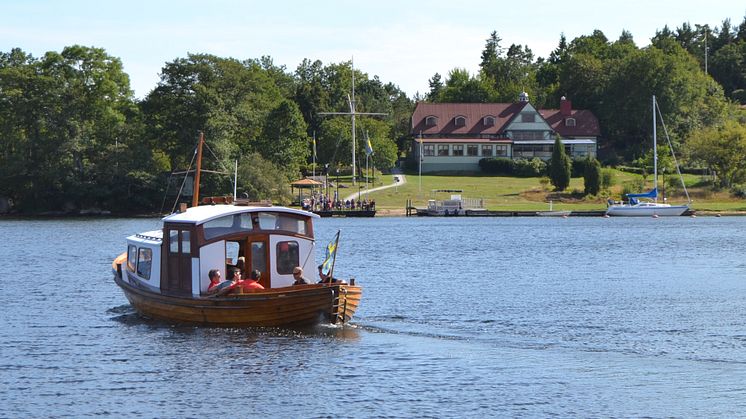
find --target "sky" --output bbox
[3,0,745,99]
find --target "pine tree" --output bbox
[583,157,602,195]
[548,137,571,191]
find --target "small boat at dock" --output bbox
[536,201,571,217]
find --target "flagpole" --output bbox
[329,230,340,283]
[419,131,423,194]
[312,131,316,179]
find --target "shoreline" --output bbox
[4,208,746,219]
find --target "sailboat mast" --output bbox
[652,95,658,202]
[192,131,204,207]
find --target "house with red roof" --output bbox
[410,93,600,172]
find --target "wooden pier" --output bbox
[313,210,376,218]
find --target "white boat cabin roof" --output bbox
[162,204,319,225]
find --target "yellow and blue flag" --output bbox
[321,230,340,276]
[365,138,374,156]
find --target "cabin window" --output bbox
[425,116,438,126]
[483,116,496,126]
[565,117,576,127]
[452,145,464,156]
[251,242,267,274]
[127,245,137,272]
[257,212,307,235]
[467,145,479,156]
[203,213,253,240]
[226,241,240,265]
[137,248,152,279]
[496,144,508,156]
[181,231,190,254]
[437,145,449,156]
[454,116,466,127]
[423,144,435,156]
[481,145,493,157]
[169,231,179,253]
[276,241,300,275]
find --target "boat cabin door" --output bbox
[248,235,270,288]
[165,227,193,295]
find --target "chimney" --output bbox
[560,96,572,116]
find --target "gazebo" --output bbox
[290,178,323,206]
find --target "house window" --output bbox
[454,116,466,127]
[521,113,536,123]
[483,116,496,126]
[137,247,152,280]
[481,145,493,157]
[452,145,464,156]
[437,145,449,156]
[467,145,479,156]
[425,116,438,126]
[423,144,435,156]
[566,118,576,127]
[496,145,508,156]
[276,241,299,275]
[512,131,544,141]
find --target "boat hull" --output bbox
[605,205,689,217]
[536,210,572,217]
[112,265,361,327]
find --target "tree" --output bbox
[0,46,143,212]
[427,72,443,101]
[237,152,293,204]
[548,137,571,190]
[583,157,602,195]
[257,99,309,174]
[686,120,746,187]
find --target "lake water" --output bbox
[2,215,746,417]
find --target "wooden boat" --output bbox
[111,134,361,327]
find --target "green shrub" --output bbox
[514,158,547,177]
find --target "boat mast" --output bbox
[192,131,204,207]
[351,58,356,185]
[652,95,658,203]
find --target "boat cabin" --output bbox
[124,205,319,297]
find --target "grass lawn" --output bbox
[327,169,746,212]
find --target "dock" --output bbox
[313,210,376,218]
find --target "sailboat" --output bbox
[606,96,691,217]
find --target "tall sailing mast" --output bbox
[319,58,387,185]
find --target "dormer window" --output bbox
[521,113,535,123]
[483,116,496,126]
[565,118,576,127]
[425,116,438,127]
[454,116,466,127]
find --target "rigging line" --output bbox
[202,140,233,175]
[170,140,199,214]
[155,171,176,229]
[655,102,691,203]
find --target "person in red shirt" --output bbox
[206,269,238,296]
[241,269,265,292]
[206,269,223,293]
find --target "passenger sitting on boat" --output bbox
[206,269,223,294]
[241,269,265,292]
[317,264,344,284]
[292,266,310,285]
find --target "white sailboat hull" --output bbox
[606,204,689,216]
